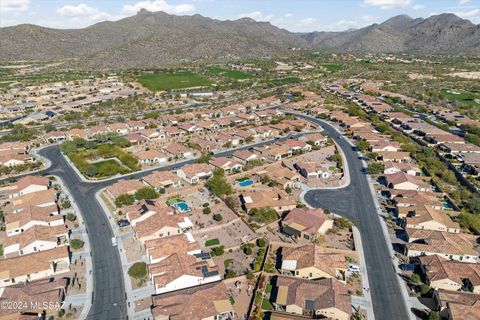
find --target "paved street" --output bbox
[291,113,411,320]
[36,111,411,320]
[35,131,308,320]
[39,147,127,320]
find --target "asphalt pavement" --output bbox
[292,113,411,320]
[36,111,411,320]
[35,131,307,320]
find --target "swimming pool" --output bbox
[442,202,453,210]
[239,179,254,187]
[174,201,191,212]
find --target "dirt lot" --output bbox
[224,276,256,320]
[194,219,257,250]
[68,257,87,294]
[122,237,145,263]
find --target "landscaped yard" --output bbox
[205,238,220,247]
[207,67,254,80]
[61,138,140,179]
[138,71,211,91]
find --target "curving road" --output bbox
[35,110,410,320]
[36,131,307,320]
[289,112,410,320]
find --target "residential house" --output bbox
[281,244,357,282]
[105,179,145,199]
[151,281,234,320]
[385,172,432,192]
[163,143,193,159]
[133,210,193,243]
[176,163,213,184]
[379,151,411,163]
[209,157,243,174]
[0,247,70,288]
[433,290,480,320]
[145,233,200,264]
[406,229,479,263]
[148,253,220,294]
[240,189,296,214]
[3,225,69,258]
[402,205,460,233]
[136,149,168,165]
[272,276,352,320]
[232,150,258,163]
[5,205,62,236]
[419,255,480,293]
[142,171,182,191]
[2,175,50,198]
[383,161,421,176]
[281,208,333,240]
[0,278,67,319]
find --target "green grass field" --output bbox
[205,238,220,247]
[138,71,211,91]
[441,88,480,107]
[321,63,341,72]
[207,67,254,80]
[91,159,130,176]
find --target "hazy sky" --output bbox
[1,0,479,30]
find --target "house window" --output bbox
[303,234,310,240]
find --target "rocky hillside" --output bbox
[0,11,478,69]
[301,14,480,55]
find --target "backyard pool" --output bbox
[442,202,453,210]
[239,179,254,187]
[174,201,191,213]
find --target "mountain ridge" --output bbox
[1,11,478,69]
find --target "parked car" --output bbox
[117,219,130,227]
[399,264,416,271]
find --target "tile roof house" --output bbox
[272,276,352,320]
[402,204,460,234]
[133,209,193,243]
[241,189,296,214]
[121,200,170,226]
[6,189,58,214]
[163,143,193,158]
[148,253,220,294]
[136,149,168,165]
[390,190,443,210]
[434,290,480,320]
[0,278,67,319]
[419,255,480,294]
[282,208,334,241]
[105,179,145,199]
[142,171,182,190]
[0,247,70,288]
[281,244,357,283]
[176,163,214,184]
[232,150,258,163]
[2,175,50,198]
[5,204,62,236]
[383,161,421,176]
[3,224,69,258]
[145,233,200,264]
[209,157,243,174]
[151,281,234,320]
[406,229,479,263]
[370,140,402,152]
[0,150,32,167]
[385,172,432,192]
[379,151,411,163]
